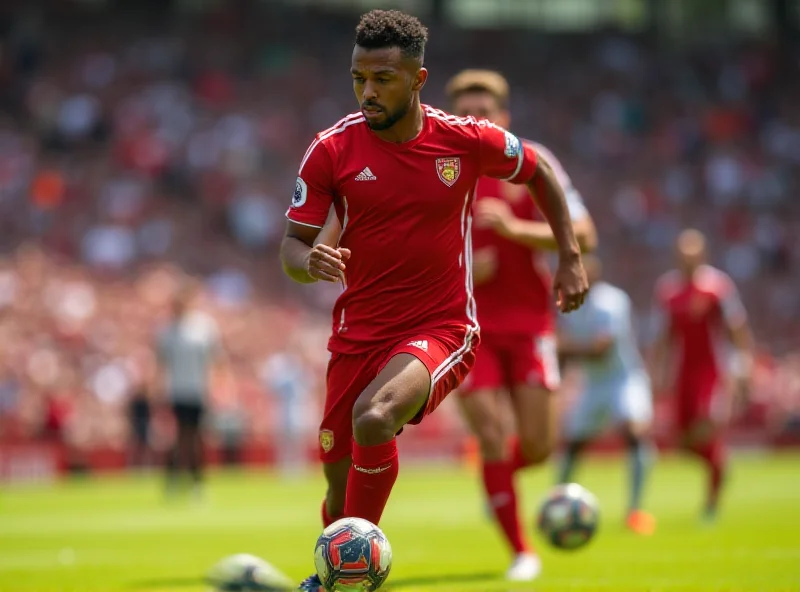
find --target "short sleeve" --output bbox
[565,187,588,221]
[286,138,335,228]
[156,329,168,362]
[531,142,587,221]
[592,306,616,338]
[718,278,747,327]
[206,319,223,359]
[477,123,538,184]
[648,284,671,341]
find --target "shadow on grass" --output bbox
[131,571,524,591]
[388,570,504,589]
[128,576,203,589]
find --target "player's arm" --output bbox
[476,187,597,253]
[502,216,596,253]
[647,290,672,396]
[478,126,587,311]
[151,332,168,400]
[280,142,349,284]
[720,279,755,393]
[315,205,343,248]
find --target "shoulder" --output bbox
[312,112,367,144]
[654,270,683,302]
[423,105,494,140]
[303,112,367,165]
[594,283,629,314]
[527,141,573,185]
[187,311,219,335]
[695,265,735,297]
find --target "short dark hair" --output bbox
[355,9,428,63]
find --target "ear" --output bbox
[412,67,428,92]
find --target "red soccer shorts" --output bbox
[675,372,729,431]
[318,325,478,463]
[459,332,560,395]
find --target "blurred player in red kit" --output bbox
[445,70,597,581]
[279,10,589,591]
[650,229,754,521]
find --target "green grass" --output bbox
[1,453,799,592]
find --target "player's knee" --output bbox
[352,405,396,446]
[475,429,505,461]
[520,436,553,465]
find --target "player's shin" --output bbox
[483,460,529,555]
[344,438,399,525]
[626,437,653,513]
[558,440,585,484]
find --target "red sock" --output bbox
[343,439,399,525]
[692,439,726,510]
[509,437,533,473]
[705,439,726,510]
[483,460,529,555]
[321,499,341,528]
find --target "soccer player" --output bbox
[155,282,228,500]
[279,11,589,591]
[444,69,597,581]
[650,229,753,521]
[557,255,657,535]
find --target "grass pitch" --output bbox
[0,452,798,592]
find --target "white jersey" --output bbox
[559,281,653,438]
[558,281,647,387]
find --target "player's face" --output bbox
[676,230,706,276]
[451,91,510,128]
[351,45,425,131]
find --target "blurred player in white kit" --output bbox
[557,255,657,535]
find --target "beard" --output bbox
[364,100,411,131]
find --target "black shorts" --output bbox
[172,402,205,428]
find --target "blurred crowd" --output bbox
[0,2,797,457]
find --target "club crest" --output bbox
[319,429,334,453]
[436,157,461,187]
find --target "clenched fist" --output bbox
[304,244,352,283]
[553,253,588,313]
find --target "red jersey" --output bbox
[653,265,747,385]
[472,142,588,336]
[286,106,539,354]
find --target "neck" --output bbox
[371,97,424,144]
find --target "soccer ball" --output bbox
[536,483,600,550]
[313,517,393,591]
[206,553,295,591]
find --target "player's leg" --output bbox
[321,457,351,525]
[459,388,532,563]
[508,334,560,471]
[344,353,430,525]
[679,380,728,520]
[459,338,534,574]
[558,389,606,485]
[509,385,556,466]
[614,375,657,533]
[344,329,478,525]
[166,403,187,495]
[318,352,370,526]
[187,404,206,494]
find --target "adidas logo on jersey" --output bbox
[355,167,377,181]
[407,340,428,351]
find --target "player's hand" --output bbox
[472,247,498,285]
[474,198,514,237]
[304,244,351,283]
[553,253,588,313]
